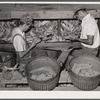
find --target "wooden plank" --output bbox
[1,85,100,91]
[11,10,100,19]
[0,87,31,90]
[57,19,61,36]
[57,50,71,65]
[37,41,72,49]
[1,79,28,84]
[11,11,74,19]
[0,11,11,19]
[0,43,15,52]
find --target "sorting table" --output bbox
[0,41,82,90]
[37,41,81,65]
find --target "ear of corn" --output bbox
[72,63,100,77]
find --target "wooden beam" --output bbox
[11,11,74,19]
[57,19,61,36]
[11,10,100,19]
[0,11,11,19]
[0,43,15,52]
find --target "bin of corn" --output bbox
[25,56,60,90]
[69,55,100,90]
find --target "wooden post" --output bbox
[57,19,61,36]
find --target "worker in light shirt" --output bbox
[12,14,41,65]
[71,8,100,56]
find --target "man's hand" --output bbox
[42,36,52,41]
[69,37,80,42]
[69,37,77,41]
[30,42,36,48]
[34,38,41,44]
[30,38,41,48]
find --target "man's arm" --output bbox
[77,35,94,45]
[70,35,94,45]
[17,39,41,59]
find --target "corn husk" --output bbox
[30,66,56,81]
[72,63,100,77]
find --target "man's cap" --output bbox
[73,8,87,18]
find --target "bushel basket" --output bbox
[69,55,100,90]
[25,56,61,90]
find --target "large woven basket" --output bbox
[25,56,61,90]
[69,55,100,90]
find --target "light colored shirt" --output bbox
[80,13,100,48]
[12,27,26,51]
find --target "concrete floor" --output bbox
[0,70,100,91]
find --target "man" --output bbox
[71,8,100,56]
[66,8,100,70]
[12,14,41,66]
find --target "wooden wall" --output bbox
[0,10,99,20]
[10,10,100,19]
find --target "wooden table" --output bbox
[0,41,81,90]
[37,41,81,64]
[0,41,81,52]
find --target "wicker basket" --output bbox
[25,56,61,90]
[69,55,100,90]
